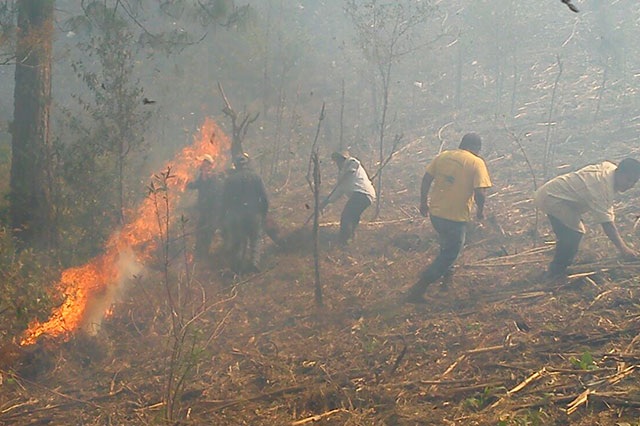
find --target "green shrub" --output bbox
[0,227,57,340]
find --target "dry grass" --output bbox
[3,119,640,425]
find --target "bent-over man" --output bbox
[535,158,640,276]
[320,151,376,245]
[406,133,492,304]
[220,153,269,274]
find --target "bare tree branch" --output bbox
[217,81,259,158]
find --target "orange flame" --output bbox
[20,118,229,346]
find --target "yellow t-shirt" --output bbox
[426,149,492,222]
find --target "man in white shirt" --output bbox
[320,152,376,245]
[535,158,640,276]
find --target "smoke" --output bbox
[82,247,144,336]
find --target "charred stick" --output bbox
[389,343,407,375]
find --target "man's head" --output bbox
[459,133,482,155]
[200,154,214,172]
[233,152,251,169]
[614,158,640,192]
[331,151,349,167]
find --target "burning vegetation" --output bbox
[4,1,640,425]
[21,118,229,346]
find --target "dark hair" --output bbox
[331,151,349,162]
[617,158,640,178]
[459,133,482,153]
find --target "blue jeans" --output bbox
[410,215,466,295]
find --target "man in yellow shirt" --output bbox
[406,133,492,304]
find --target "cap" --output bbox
[331,151,350,162]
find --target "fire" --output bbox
[20,118,230,346]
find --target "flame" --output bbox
[21,118,229,346]
[104,305,114,318]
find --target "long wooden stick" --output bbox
[507,368,545,396]
[291,408,347,425]
[306,103,325,306]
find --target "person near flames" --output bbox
[220,153,269,273]
[320,151,376,246]
[406,133,492,304]
[534,158,640,277]
[187,154,224,261]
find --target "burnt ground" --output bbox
[2,126,640,425]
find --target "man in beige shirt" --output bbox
[535,158,640,276]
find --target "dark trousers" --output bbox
[410,215,466,295]
[194,213,217,260]
[548,214,583,275]
[340,192,371,244]
[223,212,263,273]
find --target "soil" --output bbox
[2,120,640,425]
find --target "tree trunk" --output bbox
[311,152,322,306]
[455,40,463,110]
[375,61,392,219]
[338,79,345,151]
[510,51,518,117]
[10,0,55,248]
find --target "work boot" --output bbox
[441,270,454,290]
[544,264,568,281]
[405,282,428,305]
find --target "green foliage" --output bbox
[498,409,548,426]
[55,5,150,261]
[569,350,597,371]
[53,135,119,260]
[464,385,505,410]
[0,227,57,338]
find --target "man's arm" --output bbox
[474,188,486,220]
[320,183,343,211]
[187,174,202,190]
[321,162,356,209]
[601,221,638,259]
[419,172,434,217]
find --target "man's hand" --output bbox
[419,202,429,217]
[621,246,639,260]
[602,222,638,261]
[319,198,329,213]
[474,188,486,222]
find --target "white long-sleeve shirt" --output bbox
[327,157,376,204]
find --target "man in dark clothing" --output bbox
[187,155,224,261]
[220,153,269,273]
